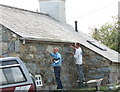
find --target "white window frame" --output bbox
[35,75,43,87]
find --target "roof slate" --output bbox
[0,4,119,63]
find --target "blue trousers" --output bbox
[54,66,63,89]
[76,64,85,81]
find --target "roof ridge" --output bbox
[0,4,49,16]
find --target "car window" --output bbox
[0,66,26,86]
[12,67,26,82]
[0,69,8,85]
[0,60,18,66]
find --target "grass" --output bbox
[48,86,119,92]
[79,86,120,91]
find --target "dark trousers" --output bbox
[76,64,85,81]
[54,66,63,89]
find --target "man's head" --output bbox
[53,47,59,53]
[75,42,80,48]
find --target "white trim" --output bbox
[14,87,20,92]
[35,75,43,87]
[14,85,31,92]
[0,64,20,68]
[25,85,31,91]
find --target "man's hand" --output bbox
[47,51,50,54]
[70,45,74,48]
[70,52,74,56]
[70,45,76,50]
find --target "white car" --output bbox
[0,57,36,92]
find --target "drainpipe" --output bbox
[23,39,26,45]
[20,38,26,45]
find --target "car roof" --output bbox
[0,57,19,61]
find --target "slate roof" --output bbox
[0,4,119,63]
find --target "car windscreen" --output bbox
[0,66,27,86]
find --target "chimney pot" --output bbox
[75,21,78,32]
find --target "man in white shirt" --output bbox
[70,43,85,82]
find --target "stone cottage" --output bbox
[0,1,120,90]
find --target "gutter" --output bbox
[111,62,120,65]
[19,37,74,45]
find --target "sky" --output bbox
[0,0,119,35]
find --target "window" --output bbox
[0,69,8,85]
[0,66,26,86]
[11,67,26,83]
[87,40,107,51]
[0,60,18,66]
[35,75,43,87]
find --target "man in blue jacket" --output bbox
[47,47,63,90]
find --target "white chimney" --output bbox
[118,1,120,18]
[39,0,66,23]
[118,1,120,28]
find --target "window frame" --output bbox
[35,75,43,87]
[87,40,107,51]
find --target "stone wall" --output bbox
[81,46,112,84]
[109,64,120,84]
[1,25,120,89]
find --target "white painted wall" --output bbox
[39,0,66,23]
[118,1,120,28]
[118,1,120,21]
[0,24,2,56]
[118,1,120,17]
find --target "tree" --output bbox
[91,17,119,53]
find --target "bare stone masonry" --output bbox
[1,25,120,90]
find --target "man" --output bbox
[47,47,63,90]
[70,43,85,83]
